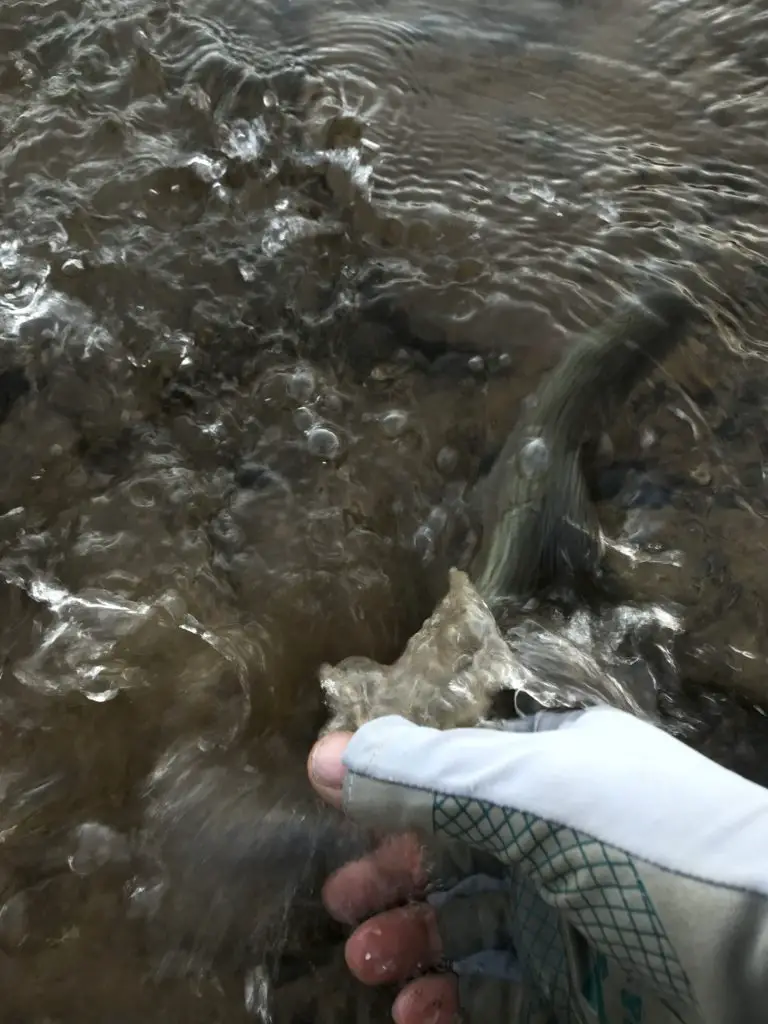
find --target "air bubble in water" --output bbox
[379,410,409,438]
[306,426,341,460]
[520,437,550,477]
[436,446,458,475]
[293,405,315,432]
[287,367,315,403]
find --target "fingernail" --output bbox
[309,733,348,789]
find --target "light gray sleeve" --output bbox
[341,706,768,1024]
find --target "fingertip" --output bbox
[343,904,442,985]
[392,974,460,1024]
[322,859,376,925]
[308,731,353,807]
[321,835,428,924]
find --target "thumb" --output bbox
[308,707,578,807]
[308,711,593,840]
[308,731,354,810]
[306,713,571,825]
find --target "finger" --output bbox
[307,732,353,809]
[322,833,429,924]
[392,974,460,1024]
[344,903,443,985]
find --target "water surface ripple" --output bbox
[2,0,768,1019]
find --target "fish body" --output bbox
[471,287,698,603]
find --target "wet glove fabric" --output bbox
[340,706,768,1024]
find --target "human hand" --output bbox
[308,730,461,1024]
[308,707,768,1024]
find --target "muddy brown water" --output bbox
[4,0,768,1020]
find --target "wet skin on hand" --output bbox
[308,733,460,1024]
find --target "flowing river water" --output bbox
[4,0,768,1020]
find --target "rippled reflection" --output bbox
[3,0,768,1019]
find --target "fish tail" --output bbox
[549,286,699,440]
[472,285,700,603]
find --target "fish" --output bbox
[470,286,698,603]
[321,285,701,734]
